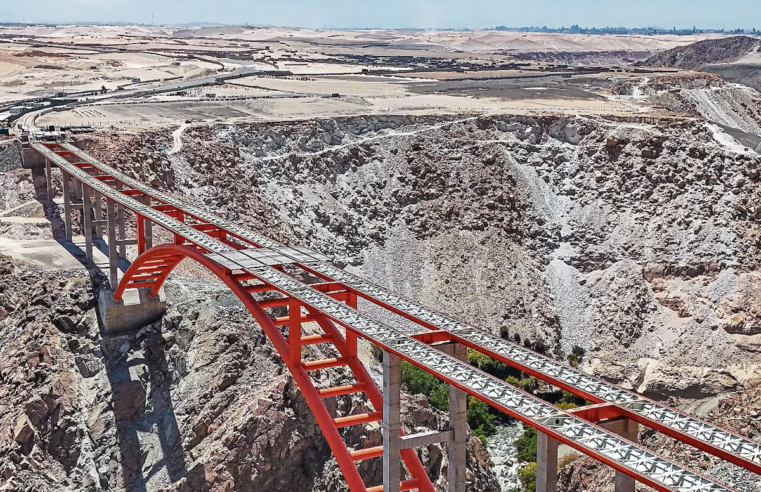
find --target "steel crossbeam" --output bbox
[34,141,754,492]
[61,140,760,477]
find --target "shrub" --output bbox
[468,350,517,380]
[467,397,496,437]
[515,426,537,462]
[400,361,442,396]
[568,345,586,367]
[428,383,449,412]
[371,344,384,363]
[557,390,586,408]
[506,375,540,394]
[517,462,537,492]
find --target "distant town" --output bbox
[494,25,760,35]
[0,22,759,36]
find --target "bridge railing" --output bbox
[30,140,757,492]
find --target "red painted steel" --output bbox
[114,244,435,492]
[37,142,757,492]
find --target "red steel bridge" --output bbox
[28,139,761,492]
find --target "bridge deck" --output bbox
[30,140,757,492]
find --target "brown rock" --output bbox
[24,397,50,428]
[14,415,34,447]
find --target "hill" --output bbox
[645,36,761,91]
[645,35,761,69]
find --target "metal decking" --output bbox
[31,140,760,492]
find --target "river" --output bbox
[486,422,525,491]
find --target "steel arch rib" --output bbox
[117,245,435,492]
[309,312,436,492]
[119,245,364,491]
[34,141,750,492]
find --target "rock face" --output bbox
[81,113,761,400]
[645,36,761,91]
[645,36,761,71]
[0,139,22,173]
[0,249,500,492]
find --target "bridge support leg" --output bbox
[600,419,638,492]
[448,345,467,492]
[82,185,93,259]
[115,183,126,259]
[44,158,54,200]
[435,342,467,492]
[537,432,559,492]
[289,299,302,366]
[106,198,119,288]
[140,196,152,251]
[93,191,103,240]
[61,171,73,242]
[383,350,402,492]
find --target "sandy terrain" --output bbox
[0,24,731,130]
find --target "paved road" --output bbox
[16,66,259,133]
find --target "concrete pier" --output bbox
[383,351,402,492]
[98,288,167,335]
[445,343,467,492]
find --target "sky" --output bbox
[0,0,760,30]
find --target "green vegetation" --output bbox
[506,375,540,393]
[567,345,586,368]
[468,350,513,380]
[517,462,537,492]
[398,361,498,444]
[467,396,497,446]
[372,342,589,492]
[515,426,537,462]
[400,361,444,404]
[507,347,589,492]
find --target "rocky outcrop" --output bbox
[0,139,22,173]
[79,113,761,400]
[645,36,761,70]
[0,247,500,492]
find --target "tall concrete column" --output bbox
[141,195,152,250]
[82,185,93,259]
[383,350,402,492]
[448,343,467,492]
[93,191,103,240]
[537,432,559,492]
[61,171,73,242]
[106,198,118,288]
[600,419,638,492]
[44,158,54,200]
[114,182,126,259]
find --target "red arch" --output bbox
[114,245,435,492]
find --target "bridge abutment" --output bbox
[98,287,167,335]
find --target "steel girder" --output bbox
[35,141,754,492]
